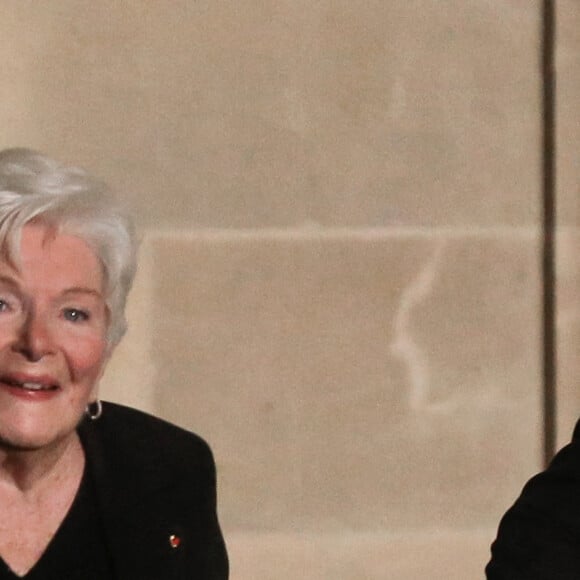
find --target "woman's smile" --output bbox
[0,372,60,400]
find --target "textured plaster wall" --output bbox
[0,1,558,578]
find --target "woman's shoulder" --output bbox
[76,401,226,574]
[79,400,216,479]
[100,401,210,445]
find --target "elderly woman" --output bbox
[0,149,228,579]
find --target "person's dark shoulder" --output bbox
[100,401,211,448]
[486,423,580,578]
[514,429,580,521]
[83,400,216,483]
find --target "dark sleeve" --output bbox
[199,442,229,580]
[486,426,580,579]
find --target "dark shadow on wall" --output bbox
[541,0,556,465]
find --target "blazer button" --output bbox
[169,534,181,549]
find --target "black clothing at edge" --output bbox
[487,419,580,579]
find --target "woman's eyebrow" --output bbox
[0,275,20,290]
[61,287,103,298]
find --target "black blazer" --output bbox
[77,401,228,580]
[486,419,580,579]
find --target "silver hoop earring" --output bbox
[86,399,103,421]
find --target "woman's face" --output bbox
[0,223,109,452]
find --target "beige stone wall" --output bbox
[556,0,580,449]
[0,2,558,578]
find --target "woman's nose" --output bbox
[12,312,55,362]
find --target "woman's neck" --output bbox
[0,433,86,576]
[0,433,84,496]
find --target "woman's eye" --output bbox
[0,299,12,313]
[63,308,90,322]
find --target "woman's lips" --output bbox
[0,374,60,398]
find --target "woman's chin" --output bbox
[0,399,84,453]
[0,423,77,453]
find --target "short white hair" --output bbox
[0,148,138,347]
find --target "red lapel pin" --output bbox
[169,534,181,549]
